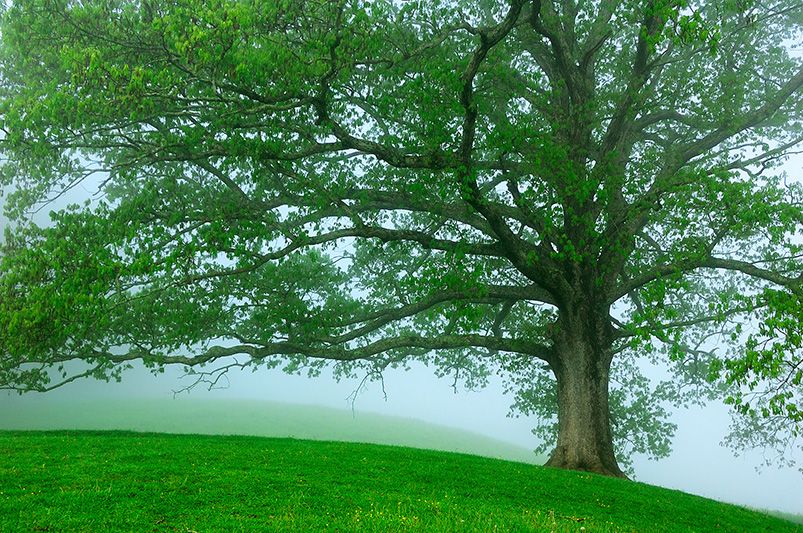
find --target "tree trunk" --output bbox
[545,309,626,478]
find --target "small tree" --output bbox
[1,0,801,477]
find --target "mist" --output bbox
[1,158,801,517]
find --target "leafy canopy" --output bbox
[0,0,802,468]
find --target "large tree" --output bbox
[1,0,802,477]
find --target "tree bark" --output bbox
[545,306,626,478]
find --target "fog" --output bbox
[2,360,802,513]
[1,167,802,516]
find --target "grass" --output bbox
[1,431,799,532]
[0,397,540,463]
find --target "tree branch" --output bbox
[678,66,803,165]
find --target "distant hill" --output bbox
[1,431,797,532]
[0,397,541,464]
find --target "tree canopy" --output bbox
[1,0,802,477]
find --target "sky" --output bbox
[0,144,802,516]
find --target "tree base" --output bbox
[545,447,628,479]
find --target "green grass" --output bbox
[0,397,540,463]
[0,431,798,532]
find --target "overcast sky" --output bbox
[1,157,802,515]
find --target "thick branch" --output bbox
[456,1,565,295]
[24,334,553,375]
[181,225,507,286]
[678,66,803,165]
[323,284,556,345]
[611,255,802,303]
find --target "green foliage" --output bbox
[1,431,798,532]
[715,289,803,468]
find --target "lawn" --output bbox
[0,431,798,532]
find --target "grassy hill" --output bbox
[0,397,539,463]
[0,431,797,532]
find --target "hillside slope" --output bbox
[0,431,797,532]
[0,397,539,463]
